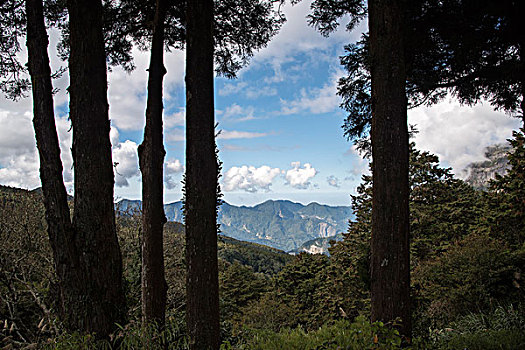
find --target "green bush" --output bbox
[43,317,188,349]
[237,316,403,350]
[433,329,525,350]
[423,305,525,350]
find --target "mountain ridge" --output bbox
[116,198,352,251]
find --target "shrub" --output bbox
[237,316,403,350]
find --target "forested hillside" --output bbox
[1,0,525,348]
[117,199,352,251]
[1,136,524,348]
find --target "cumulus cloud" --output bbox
[112,139,140,187]
[253,0,357,69]
[164,159,184,189]
[280,69,343,115]
[164,109,185,129]
[0,100,73,190]
[222,165,281,192]
[166,128,185,142]
[0,153,40,188]
[408,100,521,176]
[326,175,341,188]
[220,103,256,122]
[107,48,185,132]
[285,161,317,189]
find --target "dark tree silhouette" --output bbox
[123,0,283,329]
[10,0,127,337]
[137,0,169,327]
[25,0,78,331]
[66,0,125,336]
[185,0,219,347]
[368,0,411,339]
[304,0,411,337]
[337,0,525,140]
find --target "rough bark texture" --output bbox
[67,0,125,337]
[25,0,79,324]
[369,0,412,340]
[185,0,220,348]
[138,0,168,326]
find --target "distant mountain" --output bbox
[116,199,353,251]
[290,233,344,255]
[464,144,510,190]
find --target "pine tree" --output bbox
[185,0,220,347]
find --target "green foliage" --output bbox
[486,128,525,248]
[423,305,525,350]
[0,186,56,345]
[238,316,403,350]
[219,261,269,321]
[436,329,525,350]
[2,133,525,347]
[413,234,523,331]
[219,200,352,251]
[43,317,188,349]
[218,235,293,275]
[314,0,525,140]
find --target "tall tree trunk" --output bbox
[25,0,79,325]
[369,0,412,340]
[67,0,125,337]
[138,0,168,327]
[185,0,220,348]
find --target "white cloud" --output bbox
[112,139,140,187]
[55,117,73,189]
[326,175,341,188]
[217,130,268,140]
[408,100,521,176]
[0,110,36,161]
[0,99,73,190]
[285,161,317,189]
[166,128,185,142]
[222,165,281,192]
[280,69,343,115]
[164,159,184,190]
[220,103,256,122]
[219,81,277,100]
[107,49,149,131]
[164,109,185,129]
[107,48,186,132]
[253,0,357,69]
[0,153,40,189]
[219,82,248,96]
[110,126,120,147]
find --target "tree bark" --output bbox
[185,0,220,348]
[138,0,168,327]
[67,0,125,337]
[25,0,79,325]
[369,0,412,340]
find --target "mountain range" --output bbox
[464,144,510,190]
[116,199,353,252]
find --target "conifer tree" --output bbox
[138,0,169,327]
[184,0,219,347]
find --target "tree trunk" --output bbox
[369,0,412,340]
[185,0,220,348]
[138,0,168,327]
[25,0,79,325]
[67,0,125,337]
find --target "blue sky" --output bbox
[0,0,521,206]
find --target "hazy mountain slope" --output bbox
[464,144,510,190]
[116,198,352,251]
[290,233,344,255]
